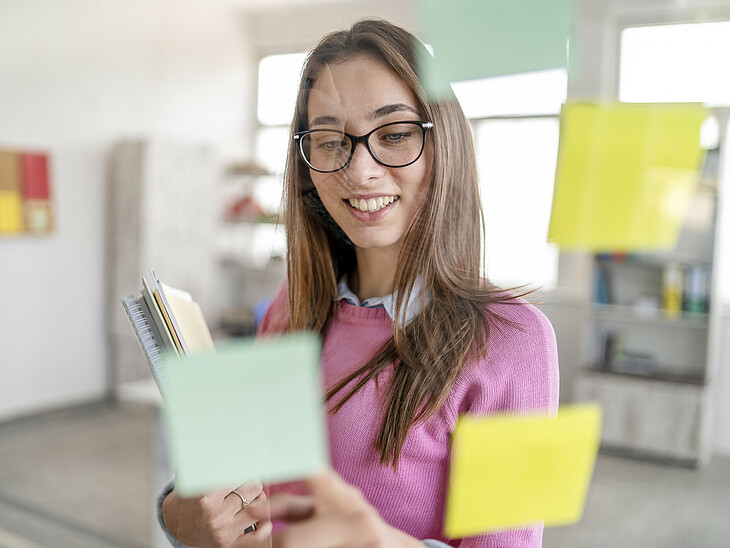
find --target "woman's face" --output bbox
[305,55,432,251]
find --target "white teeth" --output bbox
[347,195,398,213]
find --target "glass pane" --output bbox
[476,118,560,289]
[620,21,730,105]
[452,68,567,118]
[258,52,307,126]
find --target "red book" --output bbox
[20,153,50,200]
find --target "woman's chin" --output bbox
[347,233,402,251]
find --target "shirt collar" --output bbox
[337,275,424,325]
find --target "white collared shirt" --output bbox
[336,275,424,325]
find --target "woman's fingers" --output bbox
[225,491,267,535]
[304,469,354,506]
[304,469,368,515]
[194,482,267,546]
[251,492,314,523]
[235,479,265,500]
[226,479,265,514]
[262,471,392,548]
[271,511,375,548]
[230,519,274,547]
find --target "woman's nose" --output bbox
[346,141,385,181]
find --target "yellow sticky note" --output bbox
[548,102,706,251]
[0,190,24,234]
[445,404,602,538]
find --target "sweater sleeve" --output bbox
[447,302,560,548]
[156,480,195,548]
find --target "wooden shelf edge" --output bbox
[581,366,707,386]
[589,303,710,328]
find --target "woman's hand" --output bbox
[161,479,272,548]
[248,470,423,548]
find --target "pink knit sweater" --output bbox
[258,286,560,547]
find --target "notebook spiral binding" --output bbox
[121,295,168,396]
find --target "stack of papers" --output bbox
[121,269,214,396]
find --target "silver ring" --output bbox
[231,490,249,510]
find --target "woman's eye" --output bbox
[318,140,346,150]
[382,132,411,143]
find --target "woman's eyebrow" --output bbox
[310,115,344,127]
[369,103,420,119]
[309,104,420,128]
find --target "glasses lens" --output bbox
[369,122,425,167]
[300,130,351,172]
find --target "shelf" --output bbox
[218,256,282,268]
[222,215,281,225]
[595,253,712,269]
[583,366,706,386]
[589,303,709,328]
[225,161,270,177]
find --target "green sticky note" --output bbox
[548,102,707,251]
[418,0,574,99]
[445,404,602,538]
[162,333,329,496]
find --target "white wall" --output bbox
[0,0,255,420]
[247,0,418,54]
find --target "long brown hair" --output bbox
[283,19,524,467]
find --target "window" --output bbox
[258,52,308,127]
[453,69,566,289]
[452,69,566,118]
[475,117,560,289]
[619,21,730,106]
[256,52,307,176]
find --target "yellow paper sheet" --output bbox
[445,404,602,538]
[548,102,706,251]
[161,283,215,354]
[0,190,24,234]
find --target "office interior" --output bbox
[1,0,730,546]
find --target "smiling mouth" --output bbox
[346,195,399,213]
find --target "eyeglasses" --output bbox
[294,120,433,173]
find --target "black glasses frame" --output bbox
[293,120,434,173]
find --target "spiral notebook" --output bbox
[121,269,215,398]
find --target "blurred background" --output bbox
[1,0,729,546]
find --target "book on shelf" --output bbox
[121,269,215,398]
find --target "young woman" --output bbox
[159,18,559,548]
